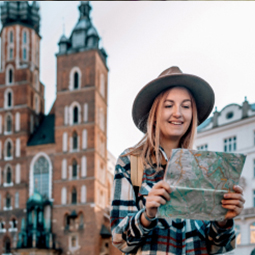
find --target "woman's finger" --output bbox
[149,188,170,201]
[153,181,171,193]
[233,185,243,194]
[222,199,243,208]
[224,193,245,203]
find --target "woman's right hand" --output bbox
[145,180,171,218]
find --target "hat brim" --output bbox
[132,73,215,133]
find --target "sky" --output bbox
[36,1,255,159]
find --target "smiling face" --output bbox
[159,87,193,145]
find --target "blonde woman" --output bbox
[110,66,245,254]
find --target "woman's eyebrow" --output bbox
[164,99,191,103]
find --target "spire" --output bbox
[78,1,92,21]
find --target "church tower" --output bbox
[0,1,45,254]
[53,2,110,254]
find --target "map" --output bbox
[157,149,246,221]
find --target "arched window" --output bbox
[9,48,13,60]
[23,48,27,60]
[6,194,11,209]
[23,31,27,44]
[71,187,77,204]
[7,92,12,107]
[6,167,12,184]
[15,192,19,209]
[9,31,13,43]
[100,73,105,98]
[6,115,12,133]
[9,69,13,84]
[74,72,79,89]
[4,237,11,254]
[72,159,77,179]
[6,141,12,158]
[81,185,86,203]
[33,156,50,199]
[78,213,84,229]
[72,131,78,150]
[73,106,78,124]
[61,187,67,205]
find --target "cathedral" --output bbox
[0,2,119,255]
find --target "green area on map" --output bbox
[157,149,246,221]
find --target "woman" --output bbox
[110,66,245,254]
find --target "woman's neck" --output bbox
[160,138,180,159]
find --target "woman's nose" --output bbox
[172,106,181,117]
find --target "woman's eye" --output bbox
[165,105,173,108]
[183,105,190,109]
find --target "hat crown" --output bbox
[158,66,183,77]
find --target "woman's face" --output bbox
[159,87,193,143]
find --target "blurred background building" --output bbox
[194,99,255,255]
[0,1,119,255]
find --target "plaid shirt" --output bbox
[110,148,236,255]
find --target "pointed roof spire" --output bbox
[78,1,91,21]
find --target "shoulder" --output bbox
[114,148,132,177]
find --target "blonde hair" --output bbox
[127,86,198,170]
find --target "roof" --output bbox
[197,116,212,132]
[27,114,55,146]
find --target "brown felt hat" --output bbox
[132,66,215,133]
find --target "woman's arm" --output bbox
[110,152,158,253]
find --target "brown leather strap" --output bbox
[130,155,143,187]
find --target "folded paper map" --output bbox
[157,149,246,221]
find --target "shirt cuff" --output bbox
[134,208,158,235]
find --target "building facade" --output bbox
[194,98,255,255]
[0,2,120,255]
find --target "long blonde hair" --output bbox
[127,86,198,170]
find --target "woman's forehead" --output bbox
[165,86,191,99]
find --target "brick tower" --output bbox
[0,1,120,255]
[52,1,111,254]
[0,1,45,254]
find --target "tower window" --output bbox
[4,237,11,253]
[9,31,13,43]
[74,72,79,89]
[33,156,50,198]
[23,31,27,44]
[9,69,13,84]
[7,141,12,158]
[6,167,12,184]
[9,48,13,60]
[224,136,236,152]
[6,115,12,133]
[73,106,78,124]
[72,159,77,178]
[6,194,11,209]
[73,131,78,150]
[7,92,12,107]
[23,48,27,60]
[71,187,77,204]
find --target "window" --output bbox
[6,115,12,133]
[72,131,78,150]
[72,159,77,179]
[15,164,20,184]
[81,185,86,203]
[71,187,77,204]
[15,112,20,132]
[9,31,13,43]
[6,141,12,158]
[9,48,13,60]
[78,213,84,229]
[0,219,5,233]
[16,138,20,157]
[82,129,87,149]
[6,167,12,184]
[81,156,87,177]
[23,48,27,60]
[74,72,79,89]
[4,237,11,254]
[226,112,234,119]
[62,159,67,179]
[84,103,88,122]
[23,31,27,44]
[63,132,68,152]
[100,74,105,97]
[9,68,13,84]
[33,156,50,199]
[197,144,208,151]
[71,236,77,247]
[7,92,12,107]
[224,136,236,152]
[251,222,255,243]
[73,106,78,124]
[6,194,11,209]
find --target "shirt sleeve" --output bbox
[110,151,157,253]
[207,220,236,254]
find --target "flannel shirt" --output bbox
[110,148,236,255]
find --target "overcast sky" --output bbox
[38,1,255,159]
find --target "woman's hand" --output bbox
[145,180,171,217]
[217,185,245,227]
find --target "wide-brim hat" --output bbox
[132,66,215,133]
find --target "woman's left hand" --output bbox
[216,185,245,227]
[221,185,245,219]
